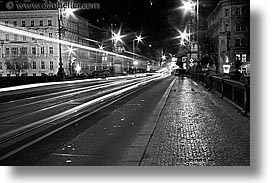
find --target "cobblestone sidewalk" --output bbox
[140,77,250,166]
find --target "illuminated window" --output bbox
[242,54,247,62]
[31,20,34,27]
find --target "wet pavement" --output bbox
[139,77,250,166]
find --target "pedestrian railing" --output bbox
[189,72,250,114]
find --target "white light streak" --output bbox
[0,24,136,61]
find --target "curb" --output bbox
[120,77,176,166]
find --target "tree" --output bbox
[4,56,30,76]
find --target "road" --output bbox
[0,74,175,165]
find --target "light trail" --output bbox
[0,24,136,61]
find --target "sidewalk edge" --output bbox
[120,77,176,166]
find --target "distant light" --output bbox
[172,57,177,62]
[65,45,76,56]
[133,60,138,65]
[149,44,152,47]
[99,44,104,50]
[179,0,195,12]
[135,34,143,43]
[161,55,166,60]
[64,8,76,16]
[112,29,126,44]
[75,64,81,73]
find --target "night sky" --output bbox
[76,0,220,52]
[0,0,220,52]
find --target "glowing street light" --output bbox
[57,5,77,77]
[179,0,200,60]
[75,64,81,74]
[161,55,166,60]
[64,8,76,17]
[112,29,126,44]
[179,0,195,13]
[133,34,144,53]
[65,45,77,56]
[99,44,104,51]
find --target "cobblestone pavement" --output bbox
[140,77,250,166]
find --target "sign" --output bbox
[189,58,194,63]
[182,57,187,63]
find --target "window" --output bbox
[22,21,25,27]
[31,20,34,27]
[23,62,28,69]
[235,38,245,47]
[49,32,53,38]
[0,62,2,70]
[5,47,10,55]
[236,22,245,32]
[11,47,18,55]
[236,7,241,16]
[40,33,43,36]
[41,61,45,69]
[236,53,247,63]
[39,20,43,26]
[20,47,27,55]
[32,47,36,54]
[33,73,36,76]
[224,8,229,17]
[236,54,241,61]
[23,35,26,41]
[14,34,17,41]
[50,61,53,70]
[41,46,44,54]
[13,21,17,26]
[48,20,52,26]
[49,46,53,54]
[32,61,36,69]
[242,54,247,62]
[5,21,8,26]
[221,40,225,50]
[5,34,9,41]
[32,37,35,41]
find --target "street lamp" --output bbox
[57,6,76,78]
[179,0,200,60]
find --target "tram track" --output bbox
[0,74,165,162]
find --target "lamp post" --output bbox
[132,34,143,73]
[57,7,65,78]
[180,0,199,61]
[57,6,76,78]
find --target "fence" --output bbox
[189,72,250,114]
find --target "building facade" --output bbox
[207,0,250,73]
[0,10,105,77]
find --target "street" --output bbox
[0,75,249,166]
